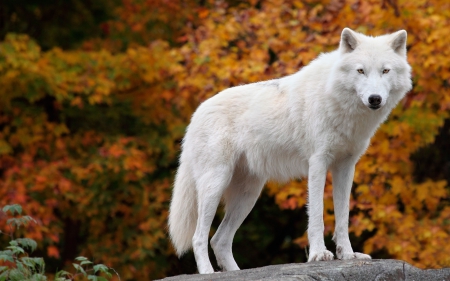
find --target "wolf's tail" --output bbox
[168,161,197,257]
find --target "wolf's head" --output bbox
[335,28,412,111]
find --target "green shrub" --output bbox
[0,204,119,281]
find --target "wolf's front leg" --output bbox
[307,155,334,261]
[331,159,371,260]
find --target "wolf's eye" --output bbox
[383,69,390,74]
[357,69,364,74]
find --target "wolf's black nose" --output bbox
[368,95,382,106]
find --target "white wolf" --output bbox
[168,28,412,274]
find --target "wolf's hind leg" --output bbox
[211,169,265,271]
[193,165,233,274]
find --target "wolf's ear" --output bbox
[390,30,407,56]
[340,28,359,53]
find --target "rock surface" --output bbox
[158,259,450,281]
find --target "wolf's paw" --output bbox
[308,250,334,262]
[338,252,372,260]
[336,246,371,260]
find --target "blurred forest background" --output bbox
[0,0,449,279]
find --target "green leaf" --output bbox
[6,218,18,227]
[6,245,24,255]
[93,264,108,274]
[0,250,14,262]
[19,216,37,225]
[73,263,86,276]
[8,268,26,281]
[55,269,71,279]
[80,260,93,266]
[20,257,35,268]
[15,238,37,253]
[7,216,36,228]
[30,273,47,281]
[15,261,25,275]
[0,254,14,262]
[3,204,22,216]
[93,264,112,278]
[20,257,45,270]
[0,270,9,281]
[0,250,13,254]
[75,256,88,261]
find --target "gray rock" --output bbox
[158,260,450,281]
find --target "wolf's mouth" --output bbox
[369,105,381,110]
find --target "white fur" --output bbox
[168,28,412,274]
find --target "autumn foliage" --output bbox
[0,0,449,279]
